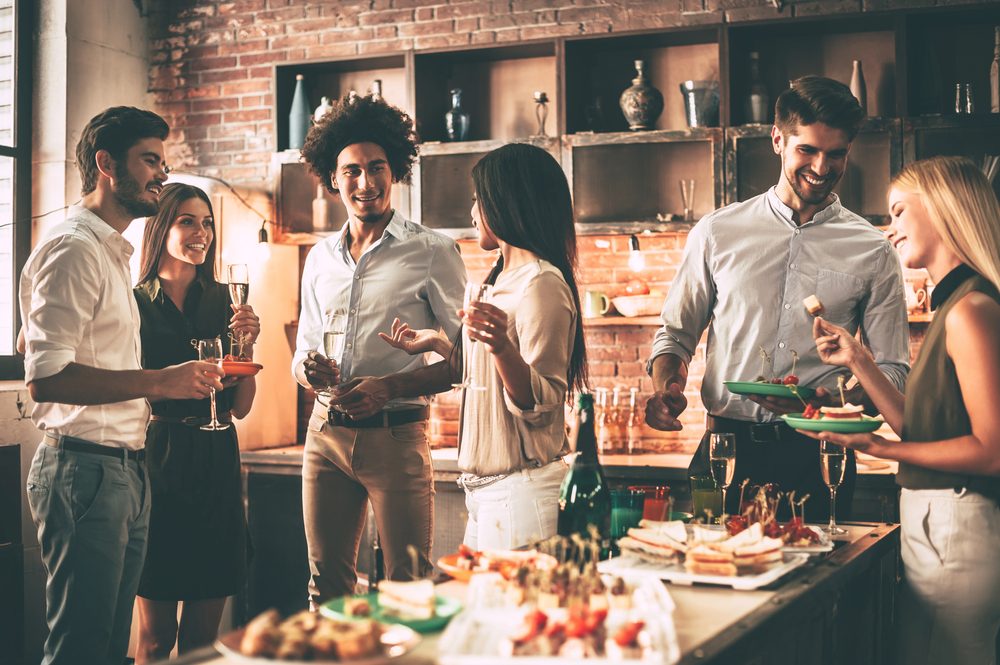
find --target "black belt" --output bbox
[150,413,232,427]
[327,406,429,429]
[707,415,787,444]
[44,432,145,462]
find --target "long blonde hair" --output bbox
[891,156,1000,292]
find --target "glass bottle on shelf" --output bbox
[965,83,976,114]
[557,393,612,558]
[955,83,965,114]
[312,184,333,232]
[289,74,311,150]
[850,60,867,116]
[371,79,383,102]
[610,387,624,454]
[746,51,769,124]
[991,27,1000,114]
[445,88,470,141]
[626,387,642,454]
[595,388,611,454]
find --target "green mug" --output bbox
[582,290,611,318]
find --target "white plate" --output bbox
[438,576,680,665]
[215,623,420,664]
[597,552,810,591]
[684,523,834,554]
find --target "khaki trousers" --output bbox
[302,407,434,603]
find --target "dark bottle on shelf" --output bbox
[991,26,999,114]
[289,74,311,150]
[746,51,769,124]
[557,392,612,557]
[445,88,470,141]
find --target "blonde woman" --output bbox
[800,156,1000,665]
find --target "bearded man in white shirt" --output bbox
[645,77,910,521]
[20,106,224,665]
[294,94,466,603]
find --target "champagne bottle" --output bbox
[990,26,999,114]
[558,393,612,557]
[746,51,769,124]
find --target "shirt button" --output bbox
[794,229,801,235]
[355,275,361,280]
[790,263,797,269]
[347,342,353,349]
[350,308,357,314]
[778,342,786,349]
[784,303,790,310]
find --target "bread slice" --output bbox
[378,579,435,620]
[819,403,864,420]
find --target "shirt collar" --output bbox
[332,210,409,254]
[930,263,978,311]
[69,205,135,258]
[137,274,208,304]
[765,187,842,228]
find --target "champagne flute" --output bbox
[820,440,847,535]
[452,281,493,392]
[227,264,250,358]
[320,309,348,405]
[196,337,230,431]
[709,432,736,521]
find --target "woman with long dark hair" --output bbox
[382,142,586,549]
[800,156,1000,664]
[132,183,260,661]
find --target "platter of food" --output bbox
[599,550,809,591]
[215,609,419,664]
[782,405,884,433]
[438,545,559,583]
[724,381,815,400]
[438,571,680,664]
[321,581,462,633]
[222,355,263,377]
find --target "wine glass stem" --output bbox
[721,487,728,522]
[828,487,837,531]
[209,388,219,425]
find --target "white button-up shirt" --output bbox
[292,212,466,407]
[649,188,910,422]
[20,207,150,449]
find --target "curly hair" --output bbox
[300,94,418,194]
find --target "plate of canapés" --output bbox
[437,545,559,583]
[321,581,463,634]
[782,402,884,433]
[221,354,263,377]
[215,608,419,664]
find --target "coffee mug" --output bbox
[905,284,927,313]
[582,290,611,318]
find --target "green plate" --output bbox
[320,592,462,634]
[781,412,884,433]
[725,381,816,399]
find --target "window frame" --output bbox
[0,0,31,379]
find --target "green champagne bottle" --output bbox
[557,392,612,557]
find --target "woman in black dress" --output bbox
[133,183,260,661]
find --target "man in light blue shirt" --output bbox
[293,94,466,602]
[646,76,909,520]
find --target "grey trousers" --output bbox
[26,441,150,665]
[302,409,434,603]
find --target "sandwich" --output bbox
[819,403,865,420]
[617,527,687,564]
[803,295,824,316]
[683,544,737,577]
[732,537,784,574]
[378,579,436,620]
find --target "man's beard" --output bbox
[113,163,159,218]
[787,169,839,206]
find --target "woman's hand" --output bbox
[796,428,892,457]
[230,304,261,345]
[813,316,866,370]
[378,318,450,356]
[463,301,511,356]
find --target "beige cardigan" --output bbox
[457,259,576,477]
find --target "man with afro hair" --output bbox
[293,93,466,602]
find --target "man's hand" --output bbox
[748,386,832,416]
[303,351,339,391]
[156,361,224,401]
[645,383,688,431]
[328,377,392,419]
[378,318,449,356]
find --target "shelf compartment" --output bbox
[563,128,723,226]
[903,115,1000,201]
[414,42,558,143]
[724,119,901,221]
[564,29,722,134]
[273,54,409,152]
[727,16,898,123]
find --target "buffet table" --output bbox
[171,522,899,665]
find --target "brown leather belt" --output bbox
[150,412,232,427]
[327,406,429,429]
[707,414,786,444]
[44,432,145,462]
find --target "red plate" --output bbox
[222,361,263,377]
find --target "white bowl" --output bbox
[611,294,664,318]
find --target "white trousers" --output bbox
[897,487,1000,665]
[462,459,567,551]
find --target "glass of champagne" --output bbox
[227,264,250,358]
[320,310,348,404]
[196,337,230,431]
[452,281,493,392]
[709,432,736,520]
[820,440,847,535]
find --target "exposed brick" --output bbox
[455,16,480,32]
[357,38,416,54]
[415,6,434,20]
[240,51,286,66]
[435,1,491,19]
[861,0,935,8]
[199,68,249,84]
[724,4,788,22]
[224,109,271,123]
[220,79,270,95]
[218,39,271,56]
[359,8,416,25]
[269,33,321,50]
[374,25,398,39]
[792,0,861,16]
[320,28,376,43]
[216,138,246,152]
[192,97,240,112]
[185,112,224,126]
[399,19,455,37]
[519,23,582,39]
[415,32,473,48]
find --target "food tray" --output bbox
[215,623,420,664]
[597,552,810,591]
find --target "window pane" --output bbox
[0,0,12,148]
[0,156,11,355]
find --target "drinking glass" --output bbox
[689,474,722,523]
[227,264,250,357]
[452,282,493,392]
[820,439,847,535]
[610,488,646,540]
[630,485,671,521]
[709,433,736,519]
[196,338,230,431]
[319,309,349,403]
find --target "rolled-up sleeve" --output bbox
[647,219,716,374]
[860,241,910,391]
[501,272,572,427]
[22,236,103,383]
[425,238,466,340]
